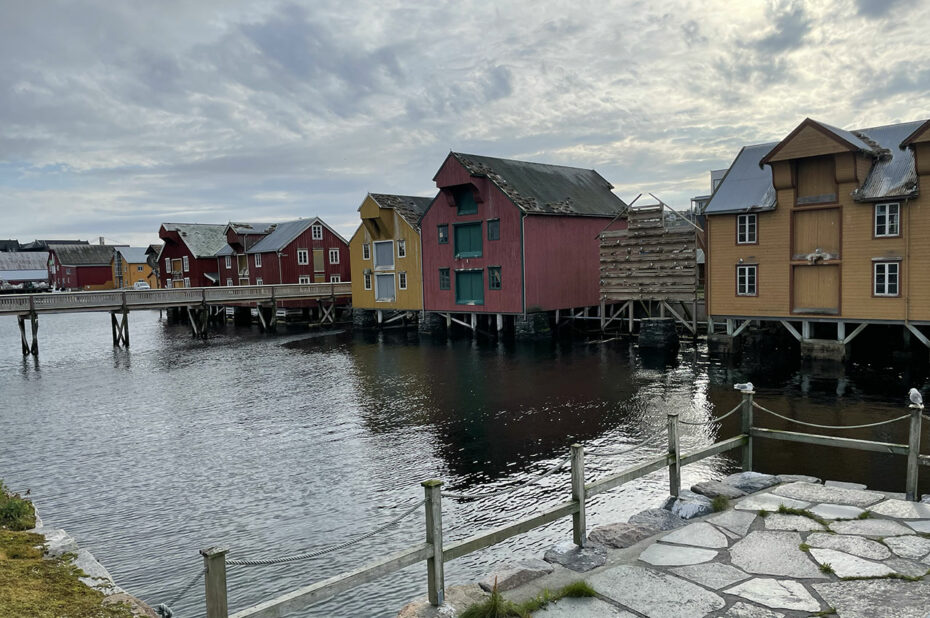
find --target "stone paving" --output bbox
[482,473,930,618]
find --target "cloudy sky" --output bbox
[1,0,928,246]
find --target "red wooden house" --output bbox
[421,152,627,327]
[48,244,121,290]
[157,223,228,288]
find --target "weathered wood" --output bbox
[571,444,586,547]
[751,427,909,455]
[741,392,754,471]
[668,413,680,497]
[423,480,444,606]
[906,406,923,501]
[202,547,229,618]
[586,454,670,498]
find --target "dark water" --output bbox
[0,312,927,617]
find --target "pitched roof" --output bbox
[52,244,119,266]
[0,240,21,252]
[367,193,435,230]
[853,120,923,201]
[0,251,48,271]
[448,152,627,216]
[246,218,348,253]
[160,223,229,258]
[704,143,779,215]
[115,247,150,264]
[228,222,277,235]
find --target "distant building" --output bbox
[112,247,157,289]
[145,244,163,287]
[21,239,89,251]
[0,240,21,252]
[48,244,121,290]
[0,251,49,287]
[157,223,228,288]
[690,169,728,217]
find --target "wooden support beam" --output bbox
[732,319,751,337]
[802,320,811,340]
[843,322,867,345]
[661,301,696,334]
[905,323,930,348]
[779,320,801,341]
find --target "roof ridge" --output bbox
[453,151,596,173]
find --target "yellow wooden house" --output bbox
[112,247,158,289]
[705,117,930,358]
[349,193,435,324]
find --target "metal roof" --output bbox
[704,143,779,215]
[0,251,49,270]
[817,121,875,152]
[368,193,435,230]
[853,120,923,201]
[0,269,48,281]
[115,247,149,264]
[52,244,120,266]
[247,219,314,253]
[228,222,277,235]
[450,152,627,217]
[161,223,229,258]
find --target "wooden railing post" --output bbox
[667,412,681,497]
[571,444,586,547]
[422,480,444,606]
[741,390,754,472]
[201,546,228,618]
[906,404,923,501]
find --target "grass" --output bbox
[757,509,770,518]
[0,481,36,531]
[840,573,924,582]
[799,543,811,552]
[776,505,830,527]
[810,608,837,616]
[460,580,597,618]
[819,562,834,574]
[711,495,730,512]
[856,510,872,520]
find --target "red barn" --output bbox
[421,153,627,329]
[158,223,228,288]
[48,244,120,290]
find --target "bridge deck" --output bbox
[0,283,353,316]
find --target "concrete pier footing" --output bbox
[800,338,847,362]
[638,318,679,349]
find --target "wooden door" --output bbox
[793,264,839,314]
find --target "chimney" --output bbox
[99,236,105,245]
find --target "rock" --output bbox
[532,597,635,617]
[905,520,930,533]
[775,474,820,485]
[73,549,122,595]
[40,528,79,557]
[869,498,930,519]
[708,510,756,536]
[629,508,687,531]
[691,481,746,500]
[397,584,487,618]
[660,522,728,548]
[813,579,930,618]
[830,518,915,538]
[769,482,884,508]
[638,543,717,566]
[729,531,825,578]
[588,565,725,618]
[807,503,864,520]
[478,558,554,592]
[723,472,779,493]
[808,548,896,578]
[733,493,809,512]
[724,578,822,612]
[824,480,867,490]
[762,514,825,532]
[588,522,657,548]
[543,540,607,572]
[805,533,890,560]
[922,494,930,504]
[663,490,714,519]
[722,601,785,617]
[670,563,749,590]
[884,557,929,578]
[103,593,158,618]
[883,535,930,560]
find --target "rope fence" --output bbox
[678,402,743,426]
[585,431,665,457]
[154,567,206,618]
[752,401,912,430]
[441,454,571,500]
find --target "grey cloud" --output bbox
[753,2,811,54]
[856,0,907,18]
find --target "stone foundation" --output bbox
[800,338,847,361]
[638,318,679,349]
[352,309,378,329]
[417,311,447,335]
[514,313,551,339]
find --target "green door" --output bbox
[455,270,484,305]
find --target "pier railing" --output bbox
[182,389,928,618]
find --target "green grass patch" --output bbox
[757,509,770,518]
[711,495,730,512]
[856,510,872,520]
[819,562,834,574]
[461,580,597,618]
[0,481,36,531]
[810,608,837,617]
[840,572,923,582]
[799,543,811,552]
[776,505,829,527]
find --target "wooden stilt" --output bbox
[30,314,38,357]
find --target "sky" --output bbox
[1,0,929,247]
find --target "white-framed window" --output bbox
[183,277,191,288]
[165,257,170,273]
[225,255,231,269]
[330,274,341,283]
[137,265,144,272]
[297,248,309,265]
[874,261,900,296]
[737,214,757,244]
[362,243,370,260]
[254,253,262,268]
[373,240,394,269]
[364,272,372,290]
[256,277,263,285]
[329,248,340,264]
[298,275,311,284]
[166,278,173,288]
[737,265,757,296]
[397,239,406,258]
[375,273,395,301]
[226,278,233,286]
[182,255,190,272]
[875,203,900,237]
[312,224,323,240]
[399,271,407,289]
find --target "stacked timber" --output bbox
[599,204,698,302]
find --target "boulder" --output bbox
[691,481,747,500]
[478,558,553,592]
[629,508,687,531]
[543,540,607,572]
[397,584,487,618]
[663,490,714,519]
[723,472,778,494]
[588,522,657,548]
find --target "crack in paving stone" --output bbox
[805,533,891,560]
[708,510,756,536]
[723,578,822,612]
[770,482,884,508]
[670,562,750,590]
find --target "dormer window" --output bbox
[875,203,900,237]
[454,186,478,215]
[312,224,323,240]
[796,156,837,205]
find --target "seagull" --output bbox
[909,388,923,407]
[734,382,754,392]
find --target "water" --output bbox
[0,312,927,617]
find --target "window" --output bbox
[329,248,340,264]
[312,224,323,240]
[364,273,372,290]
[167,278,172,288]
[182,255,189,272]
[374,240,394,269]
[298,275,311,284]
[254,253,262,268]
[137,265,144,272]
[488,266,502,290]
[399,271,407,290]
[737,214,757,244]
[225,256,231,269]
[438,224,449,244]
[165,257,170,273]
[455,270,484,305]
[875,203,900,237]
[874,261,899,296]
[737,265,757,296]
[362,243,370,260]
[330,274,341,283]
[454,186,477,215]
[183,277,191,288]
[297,249,309,265]
[226,278,233,286]
[256,277,263,285]
[796,155,836,204]
[487,219,500,241]
[397,239,406,258]
[439,268,450,290]
[454,222,482,258]
[375,273,395,301]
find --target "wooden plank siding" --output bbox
[765,124,854,162]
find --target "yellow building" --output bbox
[350,193,434,322]
[112,247,158,289]
[705,117,930,358]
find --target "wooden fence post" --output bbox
[571,444,586,547]
[201,546,228,618]
[422,480,444,606]
[741,390,754,472]
[667,412,681,497]
[906,404,923,501]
